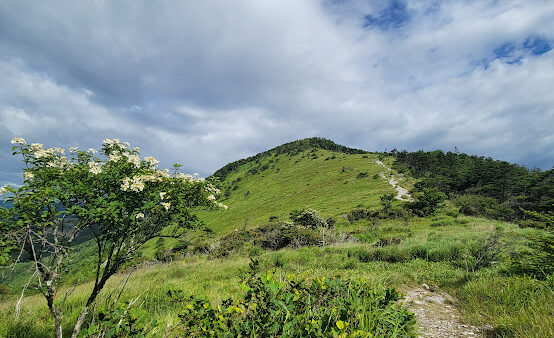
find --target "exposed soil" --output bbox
[374,160,413,202]
[403,285,490,337]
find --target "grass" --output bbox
[1,147,552,337]
[195,150,400,236]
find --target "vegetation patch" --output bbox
[167,271,415,337]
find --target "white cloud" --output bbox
[0,0,553,186]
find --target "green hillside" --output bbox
[1,138,553,337]
[198,139,409,235]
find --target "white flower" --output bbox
[135,213,145,220]
[197,178,205,182]
[34,149,49,158]
[103,138,113,145]
[31,143,43,151]
[109,153,121,162]
[133,147,140,152]
[24,172,34,180]
[159,192,167,200]
[11,137,26,145]
[47,162,58,168]
[69,146,79,152]
[217,202,228,210]
[207,194,216,201]
[193,173,199,178]
[88,162,102,175]
[130,176,145,192]
[113,138,121,144]
[88,148,97,153]
[144,156,159,167]
[161,202,171,211]
[127,155,140,167]
[158,169,170,178]
[176,173,194,182]
[54,148,65,154]
[121,177,131,191]
[0,185,8,195]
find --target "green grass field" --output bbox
[1,144,552,337]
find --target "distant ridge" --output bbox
[212,137,366,180]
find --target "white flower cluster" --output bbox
[0,185,8,195]
[69,146,79,153]
[121,176,145,192]
[161,202,171,211]
[135,213,145,220]
[11,137,26,145]
[127,154,140,168]
[144,156,159,167]
[103,138,122,146]
[109,152,122,162]
[88,161,103,175]
[24,172,34,180]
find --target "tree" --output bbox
[0,137,226,338]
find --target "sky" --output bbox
[0,0,553,186]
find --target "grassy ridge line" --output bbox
[197,148,401,236]
[212,137,367,181]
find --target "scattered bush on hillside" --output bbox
[167,271,415,337]
[207,221,338,258]
[407,188,446,216]
[347,208,379,224]
[453,194,516,221]
[254,223,322,250]
[507,212,553,279]
[356,171,368,178]
[290,209,330,229]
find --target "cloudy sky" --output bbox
[1,0,553,185]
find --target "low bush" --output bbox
[407,188,446,217]
[507,230,554,279]
[453,194,516,221]
[290,209,330,229]
[347,208,379,224]
[168,271,415,337]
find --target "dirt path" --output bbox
[374,160,413,202]
[403,286,488,337]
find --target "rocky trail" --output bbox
[374,160,413,202]
[403,285,490,337]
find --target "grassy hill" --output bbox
[1,138,553,337]
[198,138,409,236]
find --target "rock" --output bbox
[421,283,430,290]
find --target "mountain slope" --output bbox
[199,139,412,235]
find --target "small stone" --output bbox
[421,283,430,290]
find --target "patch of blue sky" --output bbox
[476,35,553,69]
[363,0,410,30]
[522,35,552,56]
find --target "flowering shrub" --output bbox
[0,137,225,338]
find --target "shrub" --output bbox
[254,223,322,250]
[507,230,554,279]
[291,209,329,229]
[407,188,446,216]
[356,172,368,179]
[347,208,379,224]
[169,272,415,337]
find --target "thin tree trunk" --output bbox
[46,292,63,338]
[72,304,90,338]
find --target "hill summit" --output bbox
[212,137,366,180]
